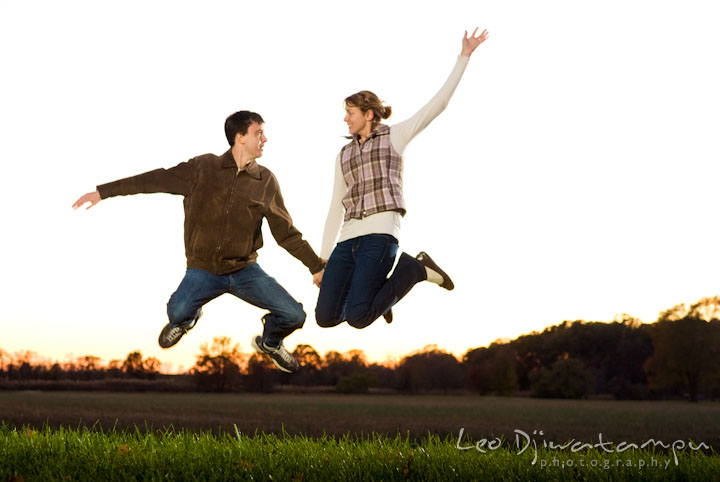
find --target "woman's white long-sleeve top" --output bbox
[320,55,470,259]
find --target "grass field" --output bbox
[2,391,719,443]
[2,425,719,481]
[1,392,719,480]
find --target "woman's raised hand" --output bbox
[461,27,489,57]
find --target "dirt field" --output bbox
[2,391,719,446]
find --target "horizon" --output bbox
[2,296,713,375]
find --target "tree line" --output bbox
[2,296,719,400]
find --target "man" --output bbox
[72,111,324,373]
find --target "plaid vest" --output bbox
[340,124,406,221]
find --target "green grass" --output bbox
[1,424,718,482]
[2,392,720,480]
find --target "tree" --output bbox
[606,324,652,399]
[144,357,161,380]
[122,351,146,378]
[366,362,397,390]
[531,357,593,399]
[291,344,322,387]
[509,319,651,396]
[77,355,101,371]
[336,372,377,394]
[646,296,720,401]
[658,296,720,323]
[0,348,9,375]
[244,353,276,392]
[193,336,245,392]
[18,362,33,381]
[14,350,39,365]
[345,349,367,365]
[107,359,123,378]
[464,342,518,396]
[397,345,463,392]
[47,363,63,381]
[72,355,103,381]
[319,350,369,386]
[688,296,720,322]
[294,345,322,369]
[645,316,720,401]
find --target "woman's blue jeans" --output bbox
[315,234,426,329]
[166,264,305,348]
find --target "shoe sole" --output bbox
[417,251,455,290]
[158,310,201,349]
[158,325,186,349]
[251,336,294,373]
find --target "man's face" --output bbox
[238,121,267,160]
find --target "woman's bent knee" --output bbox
[315,308,343,328]
[345,310,374,329]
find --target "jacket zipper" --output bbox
[215,169,241,268]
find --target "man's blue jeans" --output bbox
[167,264,305,348]
[315,234,426,329]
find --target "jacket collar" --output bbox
[369,124,390,138]
[220,149,262,179]
[352,123,390,143]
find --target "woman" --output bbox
[314,27,489,329]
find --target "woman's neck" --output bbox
[358,124,374,144]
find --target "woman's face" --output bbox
[344,104,373,137]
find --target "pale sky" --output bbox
[2,0,719,373]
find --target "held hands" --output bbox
[313,269,324,288]
[72,190,101,210]
[313,260,327,288]
[461,27,489,57]
[313,268,325,288]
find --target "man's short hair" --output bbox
[225,111,264,146]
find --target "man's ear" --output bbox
[234,132,244,146]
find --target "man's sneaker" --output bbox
[416,251,455,290]
[251,335,299,373]
[383,309,393,324]
[158,310,201,349]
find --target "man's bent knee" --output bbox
[281,302,306,328]
[167,299,199,326]
[293,305,307,327]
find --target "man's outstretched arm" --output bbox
[71,161,197,211]
[72,190,102,210]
